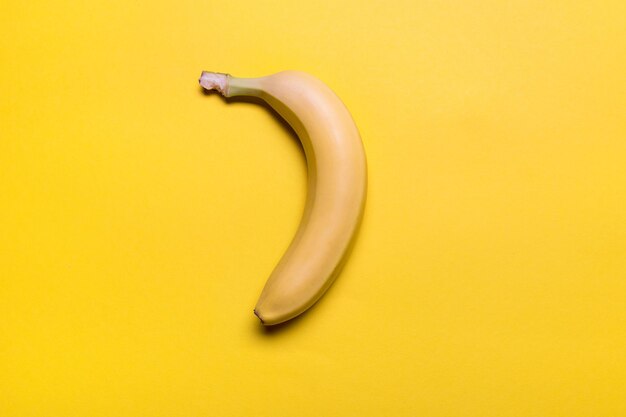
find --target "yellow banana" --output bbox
[199,70,367,325]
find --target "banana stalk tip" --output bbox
[199,71,228,96]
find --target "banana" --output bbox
[199,70,367,325]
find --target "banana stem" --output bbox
[199,71,262,98]
[199,71,229,95]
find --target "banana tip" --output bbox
[253,309,265,325]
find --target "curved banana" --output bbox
[199,70,367,325]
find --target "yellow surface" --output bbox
[1,0,625,415]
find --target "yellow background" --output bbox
[1,0,625,415]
